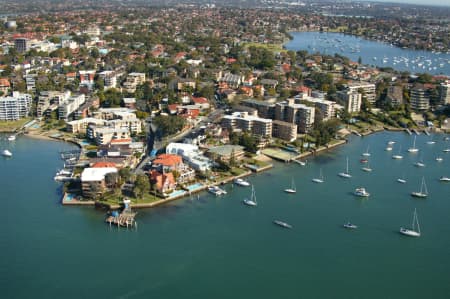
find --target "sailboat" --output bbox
[284,178,296,193]
[408,136,419,153]
[312,168,324,183]
[362,145,371,157]
[338,157,352,178]
[392,145,403,159]
[400,209,421,237]
[411,177,428,198]
[243,185,257,206]
[361,159,372,172]
[426,136,436,145]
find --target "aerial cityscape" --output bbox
[1,0,450,298]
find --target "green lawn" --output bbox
[0,118,32,132]
[242,42,286,53]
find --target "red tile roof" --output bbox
[92,162,117,168]
[153,154,182,167]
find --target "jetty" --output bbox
[405,129,412,135]
[413,129,421,135]
[351,130,362,137]
[424,130,430,136]
[292,159,306,166]
[106,208,137,228]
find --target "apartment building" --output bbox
[98,71,118,89]
[410,85,430,111]
[439,81,450,105]
[58,94,86,120]
[346,82,376,105]
[240,99,276,119]
[0,92,32,120]
[386,86,404,106]
[275,99,315,133]
[299,96,336,122]
[272,120,298,142]
[337,90,362,113]
[14,38,29,53]
[221,111,272,137]
[123,73,145,93]
[37,91,71,118]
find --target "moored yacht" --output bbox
[439,176,450,182]
[7,135,16,141]
[208,186,227,196]
[400,209,421,237]
[234,178,250,187]
[354,187,370,197]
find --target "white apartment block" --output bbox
[346,82,376,105]
[222,111,272,137]
[300,96,336,121]
[439,81,450,105]
[166,143,212,172]
[58,94,86,120]
[410,86,430,111]
[37,91,71,118]
[337,90,362,113]
[123,73,146,93]
[0,92,32,120]
[98,71,118,89]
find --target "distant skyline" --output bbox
[360,0,450,7]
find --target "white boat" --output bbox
[338,157,352,178]
[400,209,421,237]
[361,160,372,172]
[408,136,419,153]
[7,135,16,141]
[397,178,407,184]
[273,220,292,229]
[2,149,12,157]
[234,178,250,187]
[426,137,435,145]
[208,186,227,196]
[443,149,450,153]
[354,187,370,197]
[411,177,428,198]
[388,141,395,145]
[385,146,393,151]
[362,145,370,157]
[54,175,73,182]
[284,178,296,193]
[243,185,257,206]
[56,169,72,176]
[436,157,443,162]
[439,176,450,182]
[343,222,358,229]
[312,168,324,183]
[414,158,425,167]
[392,145,403,159]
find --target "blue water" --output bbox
[1,132,450,298]
[285,32,450,75]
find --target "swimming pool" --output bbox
[185,183,204,192]
[168,190,187,198]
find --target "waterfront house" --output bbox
[150,171,176,194]
[81,167,118,198]
[206,145,245,163]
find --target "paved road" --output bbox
[133,108,224,175]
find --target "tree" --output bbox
[119,167,131,183]
[133,174,150,198]
[152,115,186,137]
[105,172,119,189]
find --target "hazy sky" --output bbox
[361,0,450,6]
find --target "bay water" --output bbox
[1,132,450,298]
[285,31,450,76]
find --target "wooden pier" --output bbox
[105,208,137,228]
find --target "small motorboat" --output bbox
[354,187,370,197]
[234,178,250,187]
[7,135,16,141]
[2,149,12,157]
[343,222,358,229]
[273,220,292,229]
[439,176,450,182]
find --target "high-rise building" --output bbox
[337,90,362,113]
[439,81,450,105]
[346,82,376,105]
[14,38,29,53]
[410,85,430,111]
